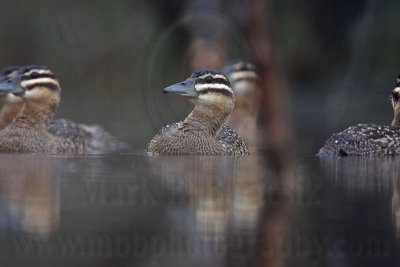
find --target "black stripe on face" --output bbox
[26,83,59,91]
[198,88,234,98]
[21,73,55,81]
[197,77,230,86]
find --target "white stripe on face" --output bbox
[195,83,233,94]
[24,69,53,76]
[229,71,257,82]
[21,77,60,88]
[198,73,229,81]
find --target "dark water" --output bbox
[0,153,399,267]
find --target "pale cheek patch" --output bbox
[24,89,46,100]
[198,94,216,104]
[394,87,400,94]
[197,94,232,107]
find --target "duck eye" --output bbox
[30,72,39,79]
[205,76,213,83]
[393,92,399,101]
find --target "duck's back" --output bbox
[318,123,400,156]
[47,119,85,153]
[146,122,248,155]
[48,119,127,154]
[217,125,249,155]
[48,119,84,141]
[77,123,128,154]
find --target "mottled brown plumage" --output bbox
[0,99,22,130]
[0,65,127,153]
[318,75,400,156]
[146,70,248,155]
[318,123,400,156]
[0,65,85,153]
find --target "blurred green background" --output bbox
[0,0,399,153]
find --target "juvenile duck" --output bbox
[146,70,248,155]
[223,61,259,152]
[0,65,126,153]
[0,65,85,153]
[318,76,400,156]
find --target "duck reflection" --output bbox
[147,155,265,266]
[319,157,395,192]
[0,155,59,236]
[148,155,264,235]
[147,155,305,267]
[319,157,400,237]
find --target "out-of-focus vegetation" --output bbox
[0,0,399,152]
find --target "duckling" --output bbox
[0,65,85,153]
[146,70,248,155]
[223,61,259,152]
[318,76,400,156]
[0,65,127,153]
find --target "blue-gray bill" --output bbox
[162,77,197,97]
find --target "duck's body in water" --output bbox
[146,70,248,155]
[0,65,127,153]
[223,61,260,153]
[0,65,86,153]
[318,76,400,156]
[48,119,127,154]
[318,123,400,156]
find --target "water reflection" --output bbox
[319,157,400,238]
[147,155,305,267]
[4,153,400,266]
[392,179,400,238]
[147,155,265,266]
[147,155,264,234]
[0,155,60,236]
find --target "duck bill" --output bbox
[0,79,24,94]
[163,77,197,97]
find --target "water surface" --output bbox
[0,154,399,267]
